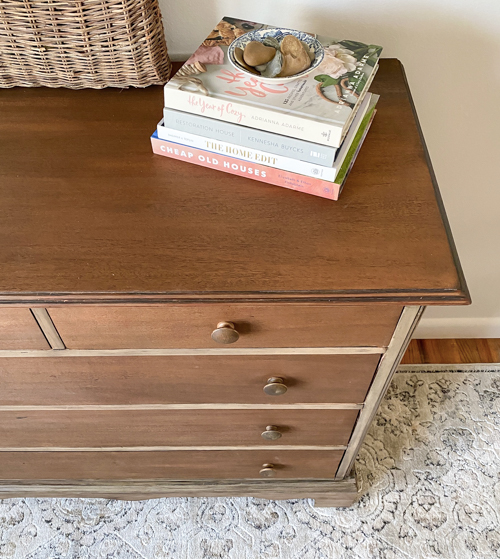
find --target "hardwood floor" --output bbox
[402,339,500,364]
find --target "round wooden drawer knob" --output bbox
[211,321,239,344]
[263,377,288,396]
[261,425,282,441]
[259,463,276,478]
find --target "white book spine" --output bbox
[163,88,344,148]
[156,125,338,181]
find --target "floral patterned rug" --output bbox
[1,365,500,559]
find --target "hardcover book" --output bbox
[163,16,382,148]
[157,94,374,182]
[162,107,340,165]
[151,97,377,200]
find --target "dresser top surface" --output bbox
[0,59,468,305]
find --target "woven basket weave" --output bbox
[0,0,171,88]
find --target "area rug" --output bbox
[1,365,500,559]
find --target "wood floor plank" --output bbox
[402,339,500,364]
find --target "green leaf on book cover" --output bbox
[339,40,370,51]
[336,41,383,67]
[352,48,369,58]
[314,74,341,87]
[365,46,383,66]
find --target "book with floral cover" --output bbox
[163,16,382,148]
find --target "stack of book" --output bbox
[151,16,382,200]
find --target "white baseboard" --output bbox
[414,317,500,339]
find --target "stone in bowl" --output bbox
[228,27,324,83]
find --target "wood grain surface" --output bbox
[0,60,468,305]
[0,409,358,447]
[0,450,344,480]
[402,338,500,364]
[0,476,358,505]
[0,354,380,405]
[47,304,402,349]
[0,309,49,350]
[30,308,65,349]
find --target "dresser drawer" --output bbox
[0,354,380,405]
[0,309,49,350]
[47,304,402,349]
[0,409,358,447]
[0,450,344,480]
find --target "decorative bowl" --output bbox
[228,27,324,83]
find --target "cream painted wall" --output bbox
[159,0,500,338]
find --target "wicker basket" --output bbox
[0,0,171,88]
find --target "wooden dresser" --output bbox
[0,60,469,507]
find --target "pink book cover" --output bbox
[151,133,341,200]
